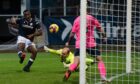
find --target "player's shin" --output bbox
[23,51,37,72]
[18,51,26,64]
[27,58,34,67]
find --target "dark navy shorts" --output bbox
[74,47,101,57]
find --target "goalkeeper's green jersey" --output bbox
[48,48,74,64]
[48,48,93,65]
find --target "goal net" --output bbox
[80,0,140,84]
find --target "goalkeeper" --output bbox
[44,46,94,69]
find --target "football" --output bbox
[49,24,59,33]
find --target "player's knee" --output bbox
[18,43,25,50]
[32,49,37,55]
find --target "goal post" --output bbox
[80,0,87,84]
[126,0,132,73]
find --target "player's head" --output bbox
[23,9,31,20]
[61,47,70,58]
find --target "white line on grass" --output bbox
[95,69,140,84]
[95,73,128,84]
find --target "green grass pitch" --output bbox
[0,52,79,84]
[0,52,139,84]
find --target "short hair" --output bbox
[23,9,31,14]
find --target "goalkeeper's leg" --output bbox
[63,49,80,81]
[86,58,94,65]
[63,57,79,81]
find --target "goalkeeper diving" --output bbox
[44,46,94,69]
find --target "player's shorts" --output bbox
[74,47,101,57]
[17,36,35,49]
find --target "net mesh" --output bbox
[86,0,140,84]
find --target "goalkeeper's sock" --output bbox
[98,61,106,80]
[69,63,77,72]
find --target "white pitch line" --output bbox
[95,73,128,84]
[95,69,140,84]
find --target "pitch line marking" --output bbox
[95,69,140,84]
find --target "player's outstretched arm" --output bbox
[6,16,18,29]
[44,46,61,55]
[6,16,18,24]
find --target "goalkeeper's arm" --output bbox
[45,47,61,55]
[48,49,61,55]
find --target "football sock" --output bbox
[98,61,106,80]
[26,58,34,68]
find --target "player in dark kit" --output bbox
[7,10,42,72]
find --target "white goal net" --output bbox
[80,0,140,84]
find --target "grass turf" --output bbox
[0,52,139,84]
[0,52,79,84]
